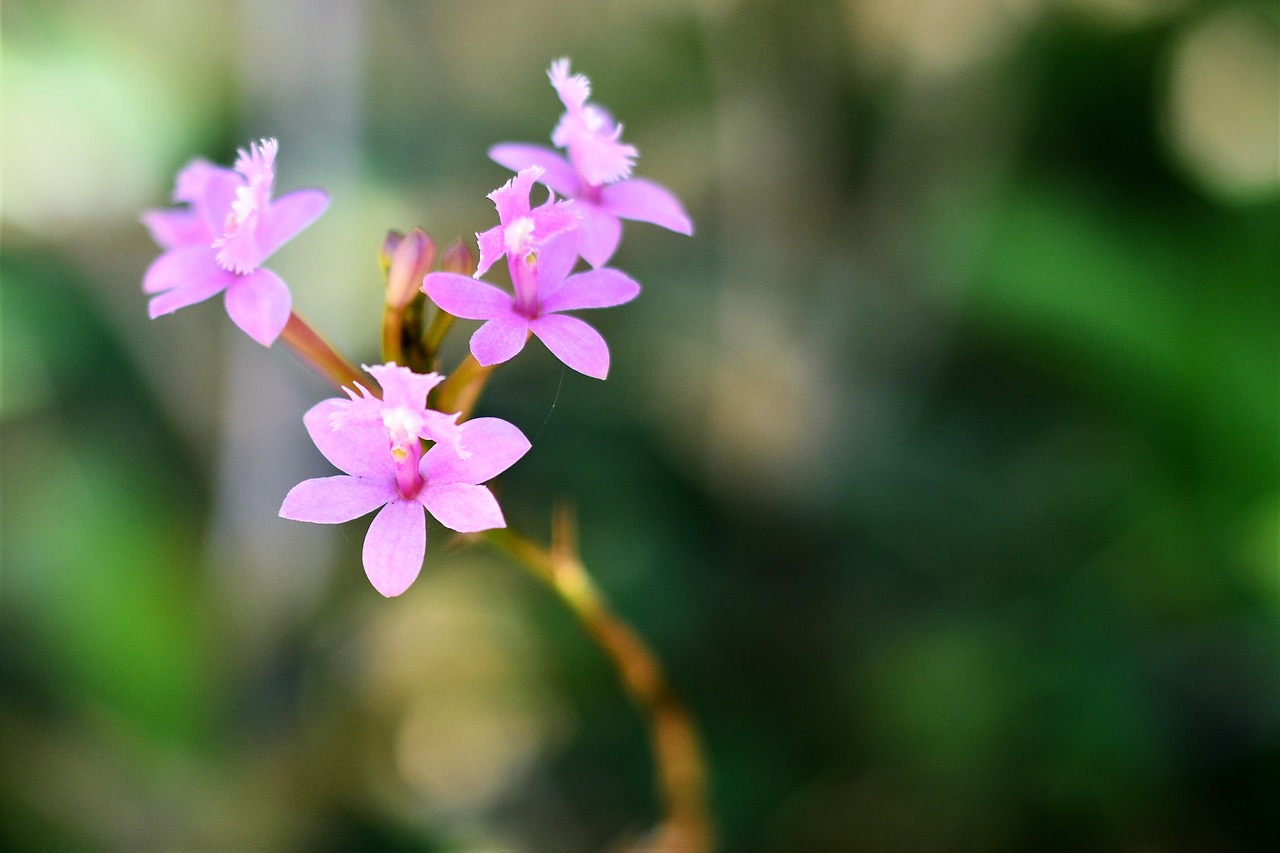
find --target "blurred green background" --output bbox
[3,0,1277,850]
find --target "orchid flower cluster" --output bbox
[141,59,691,597]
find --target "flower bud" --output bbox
[386,228,436,311]
[440,238,476,277]
[379,230,404,277]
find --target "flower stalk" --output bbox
[280,311,369,393]
[486,505,713,853]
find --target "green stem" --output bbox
[421,307,456,371]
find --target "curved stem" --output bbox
[486,507,714,853]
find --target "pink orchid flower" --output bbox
[424,228,640,380]
[280,399,530,597]
[489,58,692,269]
[141,139,328,345]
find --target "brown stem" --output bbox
[486,507,714,853]
[280,311,369,393]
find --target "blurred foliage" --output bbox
[2,0,1277,850]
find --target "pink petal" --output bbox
[488,143,581,197]
[548,58,590,112]
[422,409,465,454]
[363,499,426,597]
[141,208,213,250]
[145,249,236,316]
[143,244,223,294]
[601,177,693,235]
[489,168,538,224]
[180,162,242,236]
[364,362,443,409]
[529,197,579,245]
[421,417,531,487]
[172,159,221,203]
[279,475,393,523]
[224,267,291,346]
[529,313,611,379]
[474,224,506,278]
[423,272,513,320]
[304,399,394,481]
[573,203,623,269]
[422,483,505,533]
[211,216,264,275]
[534,231,580,299]
[540,268,640,314]
[470,315,531,367]
[258,189,329,260]
[563,122,637,187]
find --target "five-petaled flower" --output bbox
[425,228,640,380]
[489,58,692,269]
[280,394,530,597]
[142,139,328,345]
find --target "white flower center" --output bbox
[504,215,536,255]
[382,406,422,448]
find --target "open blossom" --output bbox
[141,138,328,345]
[489,58,692,269]
[280,399,530,597]
[424,230,639,380]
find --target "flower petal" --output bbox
[540,268,640,314]
[143,244,223,294]
[257,189,329,260]
[470,316,531,367]
[529,196,579,246]
[529,313,610,379]
[488,168,538,224]
[145,249,236,316]
[475,224,506,278]
[173,160,241,235]
[422,483,505,533]
[304,399,395,480]
[363,362,443,410]
[423,272,513,320]
[279,475,393,523]
[488,143,581,197]
[601,177,693,235]
[141,208,213,250]
[224,267,291,346]
[533,231,580,301]
[363,499,426,597]
[574,202,623,269]
[421,417,531,487]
